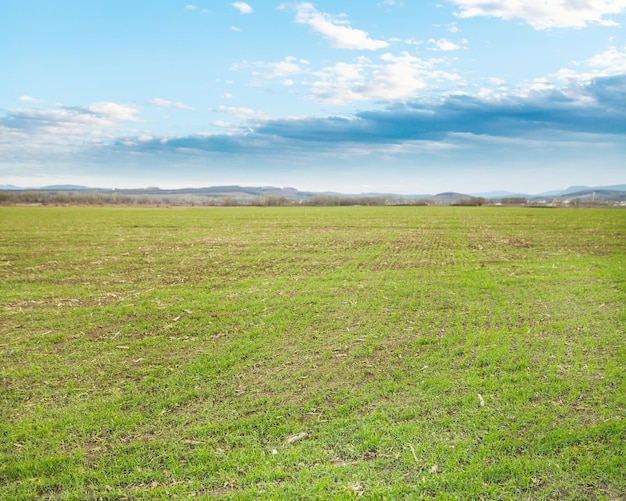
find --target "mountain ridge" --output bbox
[1,183,625,202]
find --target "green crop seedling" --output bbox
[1,206,624,499]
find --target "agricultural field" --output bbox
[0,206,624,500]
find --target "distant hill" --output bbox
[595,184,626,192]
[1,183,625,204]
[534,184,626,198]
[471,185,626,200]
[111,185,319,201]
[553,188,626,202]
[470,191,528,199]
[429,192,474,204]
[39,184,93,190]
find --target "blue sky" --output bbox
[1,1,625,194]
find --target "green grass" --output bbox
[1,206,624,500]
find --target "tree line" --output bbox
[0,191,397,207]
[1,190,549,207]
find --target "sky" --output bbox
[1,1,625,194]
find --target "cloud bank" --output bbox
[93,75,625,159]
[249,75,626,145]
[2,75,624,164]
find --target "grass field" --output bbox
[1,206,624,500]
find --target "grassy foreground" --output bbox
[1,206,624,500]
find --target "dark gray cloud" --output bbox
[256,75,626,143]
[125,135,247,154]
[586,74,626,108]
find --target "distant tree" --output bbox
[222,197,239,207]
[454,197,485,206]
[501,197,526,205]
[253,195,289,206]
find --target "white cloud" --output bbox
[309,52,462,105]
[428,38,461,51]
[262,56,308,78]
[18,95,44,103]
[231,26,242,32]
[234,56,310,79]
[215,105,268,120]
[555,44,626,81]
[488,77,507,86]
[450,0,626,29]
[149,98,192,110]
[479,44,626,102]
[6,102,141,132]
[282,2,388,50]
[184,4,197,11]
[84,102,141,123]
[211,120,236,128]
[232,2,253,14]
[236,50,463,105]
[0,101,143,162]
[585,43,626,72]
